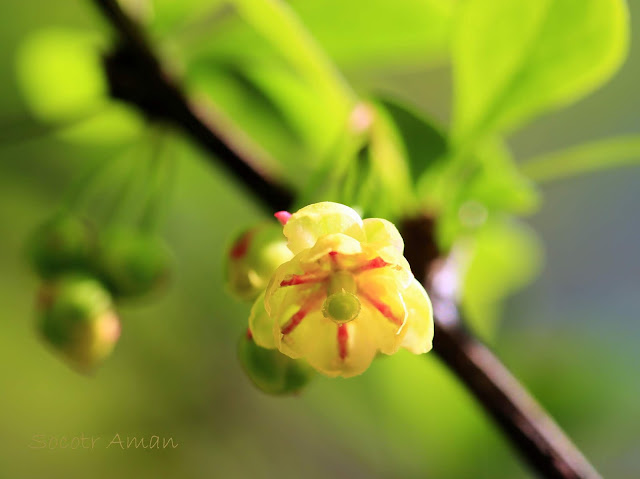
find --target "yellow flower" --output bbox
[249,202,433,378]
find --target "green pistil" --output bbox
[323,291,361,324]
[324,271,360,323]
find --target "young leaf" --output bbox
[184,0,357,177]
[187,61,307,176]
[365,103,419,218]
[430,138,539,250]
[521,136,640,182]
[288,0,454,70]
[465,139,539,215]
[452,0,629,143]
[146,0,224,35]
[231,0,355,122]
[15,28,107,122]
[375,98,447,187]
[15,28,144,144]
[461,218,543,340]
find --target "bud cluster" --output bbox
[27,214,172,372]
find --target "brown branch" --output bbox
[401,216,601,479]
[91,1,601,477]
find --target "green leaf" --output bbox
[299,100,434,220]
[424,138,539,250]
[57,104,145,145]
[231,0,354,121]
[187,55,347,177]
[461,218,543,339]
[187,62,305,176]
[465,139,539,215]
[521,136,640,182]
[375,98,447,187]
[15,28,107,122]
[184,0,358,177]
[146,0,224,35]
[362,103,420,219]
[452,0,629,142]
[15,28,145,144]
[288,0,454,70]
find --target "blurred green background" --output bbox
[1,1,639,478]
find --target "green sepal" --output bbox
[237,331,315,396]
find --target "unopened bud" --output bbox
[95,229,172,299]
[27,215,95,279]
[237,330,315,395]
[226,223,293,301]
[37,274,120,373]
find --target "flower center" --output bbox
[323,271,360,324]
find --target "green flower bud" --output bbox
[95,229,172,299]
[237,331,315,396]
[37,274,120,373]
[225,223,293,301]
[27,215,95,279]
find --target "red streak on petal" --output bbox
[230,231,252,259]
[274,211,292,225]
[280,292,324,335]
[246,328,253,340]
[354,256,390,273]
[281,308,309,335]
[280,273,325,286]
[361,292,403,326]
[337,324,349,360]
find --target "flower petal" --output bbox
[276,311,333,362]
[362,218,404,253]
[400,279,434,354]
[357,243,413,288]
[332,321,380,377]
[356,302,405,355]
[357,266,412,320]
[264,253,312,316]
[299,233,363,267]
[248,291,276,349]
[276,312,379,378]
[283,202,365,254]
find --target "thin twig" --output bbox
[90,1,601,477]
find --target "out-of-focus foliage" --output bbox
[522,135,640,182]
[375,98,447,188]
[287,0,454,70]
[183,0,355,178]
[460,219,542,339]
[3,0,639,477]
[15,28,144,144]
[452,0,629,142]
[16,29,106,121]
